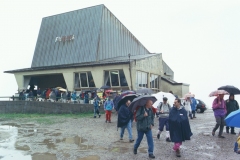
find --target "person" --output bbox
[234,132,240,154]
[84,92,89,104]
[113,93,120,111]
[49,89,56,102]
[184,97,192,119]
[19,90,25,100]
[93,97,101,118]
[117,99,134,142]
[190,95,197,118]
[169,91,178,98]
[28,90,34,101]
[67,91,71,103]
[104,97,114,123]
[226,94,239,134]
[37,88,41,98]
[169,98,192,157]
[212,94,226,138]
[62,91,67,103]
[46,88,51,99]
[133,100,155,159]
[156,97,171,142]
[71,91,77,103]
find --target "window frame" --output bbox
[104,70,121,87]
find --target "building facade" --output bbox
[5,4,189,97]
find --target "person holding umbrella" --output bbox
[117,99,134,142]
[211,92,227,138]
[133,100,155,159]
[225,93,239,134]
[169,98,192,157]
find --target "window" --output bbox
[74,73,80,88]
[119,70,128,86]
[136,71,148,89]
[74,72,96,88]
[150,74,159,89]
[80,73,88,87]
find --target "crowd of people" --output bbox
[92,91,240,158]
[17,88,99,104]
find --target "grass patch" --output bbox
[0,112,93,125]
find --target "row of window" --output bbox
[74,70,128,88]
[74,70,160,89]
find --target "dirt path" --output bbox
[0,110,239,160]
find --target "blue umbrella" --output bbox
[129,95,157,112]
[225,109,240,127]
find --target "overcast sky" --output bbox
[1,0,240,107]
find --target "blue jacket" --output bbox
[190,97,197,111]
[94,99,99,108]
[104,100,114,111]
[71,93,77,100]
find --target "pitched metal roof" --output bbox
[5,54,160,73]
[31,4,150,68]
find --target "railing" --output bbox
[0,96,106,104]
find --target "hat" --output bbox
[163,97,168,101]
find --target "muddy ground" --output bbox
[0,110,239,160]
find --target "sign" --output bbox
[55,35,74,42]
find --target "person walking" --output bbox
[190,95,197,118]
[104,97,114,123]
[169,98,192,157]
[118,100,134,142]
[93,96,101,118]
[184,97,192,119]
[212,94,226,138]
[226,93,239,134]
[133,100,155,159]
[156,97,171,142]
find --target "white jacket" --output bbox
[184,100,192,112]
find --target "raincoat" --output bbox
[169,106,193,142]
[117,104,133,128]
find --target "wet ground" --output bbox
[0,110,239,160]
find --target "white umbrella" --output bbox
[59,88,67,92]
[152,92,176,108]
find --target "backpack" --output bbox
[105,101,113,110]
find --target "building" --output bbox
[4,4,189,97]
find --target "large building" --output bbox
[5,4,189,97]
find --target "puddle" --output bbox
[63,136,93,150]
[32,153,57,160]
[44,132,61,136]
[15,142,30,151]
[0,125,31,160]
[1,123,21,127]
[41,139,56,149]
[78,155,100,160]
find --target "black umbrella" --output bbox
[218,85,240,95]
[129,95,157,112]
[136,88,153,94]
[100,85,110,89]
[115,91,137,111]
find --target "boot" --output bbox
[231,127,236,135]
[176,149,181,157]
[226,126,229,134]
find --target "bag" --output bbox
[105,101,113,110]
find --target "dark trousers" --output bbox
[212,116,225,136]
[158,117,169,131]
[192,110,196,117]
[226,126,235,133]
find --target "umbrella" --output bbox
[56,87,62,89]
[209,90,229,97]
[129,95,157,112]
[152,92,176,108]
[218,85,240,95]
[225,109,240,127]
[59,88,67,92]
[100,85,110,89]
[184,93,194,98]
[115,91,137,111]
[136,88,153,94]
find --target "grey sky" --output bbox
[1,0,240,106]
